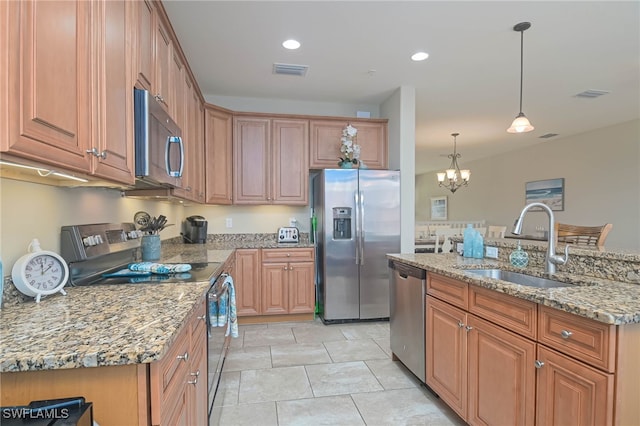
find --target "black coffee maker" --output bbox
[183,215,208,244]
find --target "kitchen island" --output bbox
[387,246,640,426]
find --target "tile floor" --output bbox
[210,318,466,426]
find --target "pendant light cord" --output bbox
[519,29,524,113]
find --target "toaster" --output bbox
[277,227,299,244]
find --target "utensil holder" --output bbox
[141,235,161,261]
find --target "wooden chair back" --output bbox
[554,223,613,248]
[435,228,460,253]
[487,225,507,239]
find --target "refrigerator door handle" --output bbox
[359,191,365,264]
[354,191,360,265]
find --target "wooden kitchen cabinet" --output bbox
[424,270,640,426]
[133,0,154,90]
[153,13,172,113]
[466,314,536,426]
[91,0,136,185]
[426,295,468,419]
[234,249,262,316]
[2,0,136,185]
[233,116,309,205]
[205,105,234,204]
[3,1,92,173]
[309,119,388,169]
[261,248,315,315]
[536,345,613,426]
[150,298,207,426]
[426,273,536,425]
[0,297,208,426]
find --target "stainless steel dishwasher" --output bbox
[389,260,427,382]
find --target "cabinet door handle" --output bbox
[287,253,291,257]
[457,321,464,328]
[465,325,473,332]
[534,360,545,369]
[197,314,206,322]
[176,352,189,362]
[283,266,288,270]
[560,330,573,339]
[188,370,200,385]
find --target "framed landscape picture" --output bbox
[525,178,565,211]
[430,196,448,220]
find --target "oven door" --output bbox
[208,275,231,418]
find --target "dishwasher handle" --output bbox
[389,260,426,280]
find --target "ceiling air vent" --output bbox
[574,89,610,99]
[273,63,309,77]
[539,133,559,139]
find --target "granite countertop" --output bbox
[0,248,234,373]
[0,240,314,373]
[387,253,640,325]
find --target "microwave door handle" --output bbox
[177,136,184,177]
[166,136,184,178]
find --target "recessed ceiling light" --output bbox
[411,52,429,61]
[282,39,301,50]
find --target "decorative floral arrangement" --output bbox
[338,124,361,167]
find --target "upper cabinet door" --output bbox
[233,117,270,204]
[134,0,154,90]
[309,119,388,169]
[153,15,172,112]
[205,106,233,204]
[272,119,309,205]
[92,0,135,185]
[3,1,92,172]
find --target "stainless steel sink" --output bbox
[462,269,574,288]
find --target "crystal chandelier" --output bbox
[437,133,470,193]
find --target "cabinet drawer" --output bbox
[469,286,537,340]
[538,305,616,372]
[190,300,207,345]
[150,327,190,410]
[427,273,468,309]
[262,248,314,263]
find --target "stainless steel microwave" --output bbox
[134,88,183,187]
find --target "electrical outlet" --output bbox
[485,246,499,259]
[225,218,232,228]
[289,217,297,227]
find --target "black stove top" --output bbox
[74,262,222,286]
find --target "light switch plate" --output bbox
[225,218,233,228]
[485,246,499,259]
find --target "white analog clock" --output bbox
[11,238,69,303]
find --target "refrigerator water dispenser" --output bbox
[332,207,352,239]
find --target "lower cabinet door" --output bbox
[466,314,536,426]
[288,261,315,314]
[536,345,614,426]
[426,296,468,420]
[261,263,288,314]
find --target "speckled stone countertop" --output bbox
[0,237,314,373]
[387,253,640,325]
[0,248,234,373]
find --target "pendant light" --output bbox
[507,22,534,133]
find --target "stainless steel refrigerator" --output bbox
[312,169,400,323]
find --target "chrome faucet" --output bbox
[512,202,569,275]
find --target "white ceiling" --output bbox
[162,1,640,175]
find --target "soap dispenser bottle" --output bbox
[509,240,529,268]
[463,224,474,258]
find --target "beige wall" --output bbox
[416,119,640,250]
[0,178,309,269]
